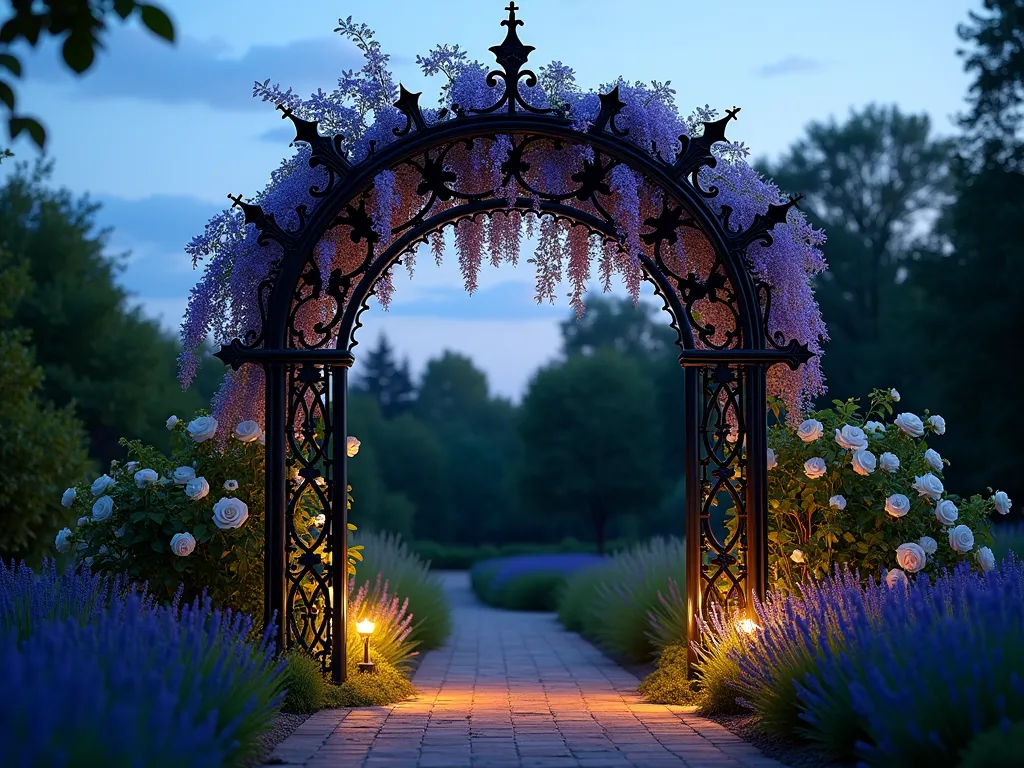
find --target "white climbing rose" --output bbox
[851,450,876,476]
[994,491,1012,516]
[170,532,196,557]
[166,415,179,430]
[924,449,944,473]
[896,543,927,574]
[803,457,827,479]
[185,477,210,501]
[927,415,946,435]
[912,474,944,500]
[885,568,908,588]
[134,468,159,488]
[61,487,77,508]
[948,525,975,553]
[977,546,996,572]
[791,549,806,564]
[894,413,925,437]
[864,421,886,435]
[92,495,114,522]
[918,536,938,556]
[54,528,72,553]
[172,466,196,485]
[212,497,249,530]
[234,420,262,443]
[797,419,824,443]
[890,389,901,402]
[767,448,777,470]
[347,436,361,457]
[90,474,115,497]
[885,494,911,518]
[879,452,900,473]
[829,495,847,510]
[835,425,868,452]
[223,480,239,492]
[935,499,959,526]
[187,415,218,443]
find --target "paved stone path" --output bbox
[265,572,782,768]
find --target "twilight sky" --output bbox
[2,0,976,400]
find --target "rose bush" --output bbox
[767,388,1005,592]
[58,412,364,621]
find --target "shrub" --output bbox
[0,561,284,767]
[767,388,1002,592]
[280,651,326,714]
[0,250,91,565]
[471,553,605,610]
[556,537,685,664]
[351,530,451,649]
[347,574,418,671]
[410,538,633,570]
[958,721,1024,768]
[56,414,364,620]
[323,648,417,707]
[636,643,699,705]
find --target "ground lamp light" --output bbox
[735,618,760,635]
[356,619,376,674]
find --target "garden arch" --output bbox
[214,4,815,683]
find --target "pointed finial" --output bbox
[504,2,521,27]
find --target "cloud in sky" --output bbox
[757,56,823,78]
[21,28,361,111]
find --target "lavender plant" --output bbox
[767,388,1008,591]
[181,17,828,431]
[0,561,284,767]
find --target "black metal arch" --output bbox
[215,2,815,682]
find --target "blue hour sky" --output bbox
[3,0,976,400]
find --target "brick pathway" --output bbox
[265,572,782,768]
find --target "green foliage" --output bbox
[518,349,664,553]
[0,248,91,564]
[636,643,699,705]
[958,721,1024,768]
[768,387,997,592]
[688,624,748,715]
[491,571,565,611]
[0,1,175,148]
[350,530,452,650]
[556,537,686,664]
[279,651,326,715]
[350,333,415,419]
[0,162,223,467]
[323,650,416,707]
[410,537,633,570]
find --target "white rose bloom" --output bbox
[187,415,219,443]
[185,477,210,501]
[896,543,927,573]
[912,474,944,500]
[61,487,77,508]
[918,536,938,555]
[894,413,925,437]
[114,525,127,538]
[134,468,159,488]
[223,480,239,492]
[172,466,196,486]
[234,420,262,443]
[54,528,72,553]
[767,447,778,470]
[90,474,115,497]
[948,524,975,553]
[864,421,886,435]
[803,457,827,479]
[935,499,959,526]
[314,514,326,527]
[258,433,266,446]
[885,568,908,588]
[77,516,88,526]
[829,495,847,510]
[166,415,179,430]
[797,419,824,443]
[791,549,806,564]
[212,497,250,530]
[994,491,1012,516]
[851,450,877,476]
[125,461,139,474]
[346,436,361,457]
[924,448,944,473]
[890,389,901,402]
[927,415,946,435]
[92,495,114,522]
[879,452,900,473]
[835,425,869,452]
[170,532,197,557]
[977,546,996,572]
[885,494,911,518]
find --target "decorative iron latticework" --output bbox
[215,2,814,681]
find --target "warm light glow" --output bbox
[736,618,760,635]
[356,619,375,636]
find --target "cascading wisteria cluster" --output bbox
[180,17,829,428]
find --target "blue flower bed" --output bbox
[0,561,285,767]
[470,553,605,611]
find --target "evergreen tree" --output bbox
[351,333,416,419]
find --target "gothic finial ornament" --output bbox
[471,2,554,115]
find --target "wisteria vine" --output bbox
[180,16,829,429]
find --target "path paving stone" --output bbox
[264,572,783,768]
